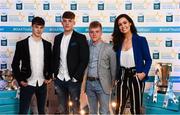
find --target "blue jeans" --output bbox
[54,78,81,114]
[19,83,47,114]
[86,80,110,114]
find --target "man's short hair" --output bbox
[62,11,75,19]
[89,21,102,30]
[32,17,45,26]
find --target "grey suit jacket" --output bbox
[84,42,116,94]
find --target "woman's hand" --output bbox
[135,72,146,81]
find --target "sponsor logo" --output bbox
[16,0,23,10]
[98,1,104,10]
[1,13,7,22]
[43,1,50,10]
[70,1,77,10]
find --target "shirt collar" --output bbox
[63,31,73,38]
[91,40,103,47]
[29,36,42,43]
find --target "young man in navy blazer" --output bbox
[52,11,89,114]
[12,17,52,114]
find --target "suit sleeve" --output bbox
[141,37,152,76]
[52,36,58,75]
[74,35,89,81]
[108,45,117,82]
[48,42,52,79]
[11,42,22,83]
[81,68,88,93]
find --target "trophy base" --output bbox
[157,86,167,94]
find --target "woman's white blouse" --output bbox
[120,47,135,68]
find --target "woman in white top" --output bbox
[112,14,152,114]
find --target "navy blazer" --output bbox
[116,34,152,81]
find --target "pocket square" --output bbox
[21,67,27,71]
[70,42,77,46]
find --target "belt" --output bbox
[120,66,136,74]
[87,77,99,81]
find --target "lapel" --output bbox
[132,34,138,67]
[57,33,63,57]
[24,37,30,61]
[67,30,76,54]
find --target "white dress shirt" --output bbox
[120,47,135,68]
[57,31,77,82]
[27,36,44,87]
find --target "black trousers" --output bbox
[116,67,145,114]
[19,83,47,114]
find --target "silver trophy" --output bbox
[155,63,171,94]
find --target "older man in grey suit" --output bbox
[82,21,116,114]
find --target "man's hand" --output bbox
[112,80,119,87]
[20,81,28,87]
[44,79,52,84]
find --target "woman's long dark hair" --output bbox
[112,14,137,51]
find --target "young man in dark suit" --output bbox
[12,17,52,114]
[52,11,89,114]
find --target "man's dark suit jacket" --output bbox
[52,30,89,83]
[12,36,52,85]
